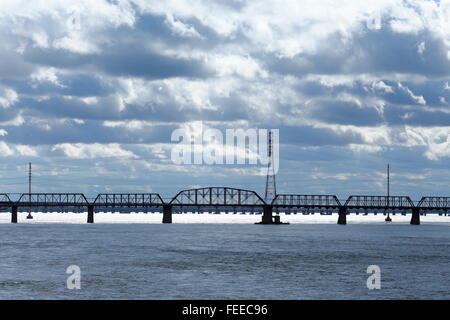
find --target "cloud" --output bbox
[52,143,138,159]
[0,140,40,157]
[306,99,383,126]
[95,47,212,79]
[371,81,395,94]
[0,86,19,108]
[164,13,203,39]
[30,67,64,87]
[397,83,426,105]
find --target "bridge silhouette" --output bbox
[2,187,450,225]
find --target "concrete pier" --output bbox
[87,205,94,223]
[162,204,172,223]
[11,205,17,224]
[256,206,289,224]
[337,207,347,225]
[411,207,420,225]
[257,205,274,224]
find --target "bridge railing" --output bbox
[93,193,164,207]
[344,195,415,208]
[169,187,266,206]
[271,194,341,208]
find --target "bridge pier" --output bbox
[410,207,420,225]
[87,205,94,223]
[256,205,288,224]
[261,205,273,224]
[11,205,17,223]
[162,204,172,224]
[337,207,347,225]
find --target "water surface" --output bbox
[0,223,448,299]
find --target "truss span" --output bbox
[344,195,414,209]
[272,194,341,208]
[417,197,450,210]
[0,194,12,204]
[93,193,164,207]
[169,187,266,206]
[16,193,89,207]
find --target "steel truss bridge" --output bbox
[1,188,449,225]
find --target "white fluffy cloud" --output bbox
[0,141,39,157]
[52,143,138,159]
[0,86,18,108]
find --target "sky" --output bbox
[1,0,450,201]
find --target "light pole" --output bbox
[26,162,33,219]
[385,163,392,222]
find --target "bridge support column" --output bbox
[87,205,94,223]
[11,205,17,224]
[410,207,420,225]
[260,205,273,224]
[256,205,281,224]
[162,204,172,224]
[337,207,347,225]
[256,206,289,224]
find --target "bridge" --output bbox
[343,195,417,224]
[272,194,341,208]
[168,187,267,223]
[417,197,450,210]
[1,188,449,225]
